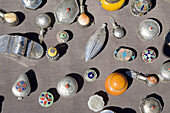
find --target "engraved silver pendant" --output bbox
[12,73,31,100]
[22,0,42,10]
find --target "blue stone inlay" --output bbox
[42,94,44,96]
[122,51,127,58]
[49,95,51,98]
[88,72,94,79]
[48,102,51,104]
[21,81,24,84]
[41,101,43,103]
[22,88,25,90]
[141,5,144,11]
[16,86,19,89]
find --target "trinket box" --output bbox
[56,31,69,43]
[39,92,54,107]
[84,69,98,82]
[12,73,31,100]
[46,47,59,61]
[105,72,128,96]
[99,0,125,11]
[139,97,162,113]
[130,0,152,16]
[57,76,78,98]
[141,49,157,63]
[137,19,161,41]
[158,61,170,83]
[88,95,105,112]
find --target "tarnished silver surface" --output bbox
[0,9,19,26]
[85,24,107,62]
[137,19,160,41]
[158,62,170,82]
[126,70,158,87]
[12,73,31,100]
[139,97,162,113]
[56,76,78,98]
[0,35,44,60]
[36,13,51,43]
[54,0,79,24]
[110,16,125,39]
[22,0,42,10]
[130,0,152,16]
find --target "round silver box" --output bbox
[158,62,170,83]
[56,76,78,98]
[137,19,160,41]
[36,14,51,29]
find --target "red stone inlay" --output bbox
[65,84,70,88]
[44,101,47,105]
[19,88,22,92]
[22,84,26,87]
[169,67,170,70]
[47,99,52,101]
[152,105,156,109]
[40,98,45,100]
[17,82,20,85]
[66,8,70,12]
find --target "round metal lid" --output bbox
[22,0,42,10]
[139,97,162,113]
[56,31,69,43]
[159,62,170,81]
[36,14,51,29]
[137,19,160,41]
[142,49,157,63]
[84,69,97,82]
[88,95,105,112]
[100,110,115,113]
[39,92,54,107]
[57,76,78,98]
[134,0,152,13]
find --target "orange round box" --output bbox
[105,72,128,96]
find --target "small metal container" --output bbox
[130,0,152,16]
[88,95,105,112]
[158,61,170,83]
[54,0,79,24]
[22,0,42,10]
[46,47,59,61]
[137,19,160,41]
[0,9,19,26]
[139,97,162,113]
[56,31,69,43]
[36,13,51,43]
[12,73,31,100]
[56,76,78,98]
[84,69,98,82]
[141,49,157,63]
[39,92,54,107]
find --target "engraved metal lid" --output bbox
[36,14,51,29]
[131,0,152,16]
[88,95,105,112]
[54,0,79,24]
[57,76,78,98]
[22,0,42,10]
[56,31,69,43]
[12,73,31,100]
[137,19,160,41]
[139,97,162,113]
[39,92,54,107]
[159,62,170,82]
[84,69,97,82]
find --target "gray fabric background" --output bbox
[0,0,170,113]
